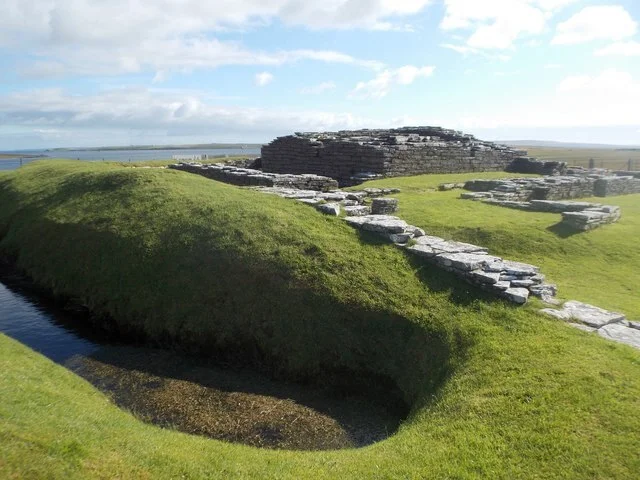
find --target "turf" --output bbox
[360,172,640,319]
[0,161,639,479]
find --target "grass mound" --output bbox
[0,161,639,479]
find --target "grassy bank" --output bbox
[0,161,639,479]
[360,173,640,318]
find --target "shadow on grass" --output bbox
[353,229,500,307]
[547,222,582,238]
[0,212,462,450]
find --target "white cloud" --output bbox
[350,65,435,99]
[442,0,578,51]
[595,41,640,57]
[0,0,406,78]
[299,81,336,95]
[17,40,384,79]
[255,72,274,87]
[441,43,511,61]
[457,69,640,128]
[0,87,395,140]
[0,0,433,47]
[552,6,637,45]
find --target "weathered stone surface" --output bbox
[485,260,539,276]
[345,215,408,233]
[436,253,499,271]
[470,270,501,284]
[529,283,558,298]
[169,162,338,191]
[542,301,626,328]
[629,321,640,331]
[386,233,414,244]
[598,324,640,349]
[371,198,399,215]
[504,287,529,304]
[344,205,371,216]
[316,203,340,216]
[411,227,426,237]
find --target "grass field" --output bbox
[0,161,639,479]
[522,146,640,170]
[360,172,640,319]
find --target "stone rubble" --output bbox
[168,162,339,191]
[343,216,554,305]
[459,177,628,231]
[541,301,639,350]
[461,173,640,202]
[371,198,399,215]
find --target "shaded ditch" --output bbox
[0,267,408,450]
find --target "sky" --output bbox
[0,0,639,150]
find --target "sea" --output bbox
[0,147,261,171]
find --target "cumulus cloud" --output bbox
[255,72,274,87]
[552,6,637,45]
[0,0,433,47]
[441,0,578,51]
[0,87,399,143]
[299,81,337,94]
[595,40,640,57]
[1,0,405,78]
[350,65,435,99]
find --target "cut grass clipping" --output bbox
[0,161,638,479]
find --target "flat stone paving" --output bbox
[541,301,639,350]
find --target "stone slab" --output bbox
[598,324,640,349]
[542,301,626,328]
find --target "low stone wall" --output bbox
[169,162,338,191]
[462,195,622,232]
[462,173,640,202]
[594,176,640,196]
[506,157,567,176]
[261,127,525,186]
[561,206,621,231]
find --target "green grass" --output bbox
[0,161,639,479]
[523,146,640,171]
[360,173,640,319]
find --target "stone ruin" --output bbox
[455,171,640,231]
[261,127,560,186]
[168,162,338,191]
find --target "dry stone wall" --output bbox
[462,174,640,202]
[261,127,526,186]
[168,162,338,191]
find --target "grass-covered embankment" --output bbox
[0,161,639,479]
[360,173,640,318]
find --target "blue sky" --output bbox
[0,0,639,149]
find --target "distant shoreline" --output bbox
[48,143,264,152]
[0,154,47,160]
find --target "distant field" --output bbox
[521,146,640,170]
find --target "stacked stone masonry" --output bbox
[251,185,557,305]
[261,127,528,186]
[462,173,640,201]
[168,162,338,191]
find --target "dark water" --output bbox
[0,147,261,171]
[0,270,403,450]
